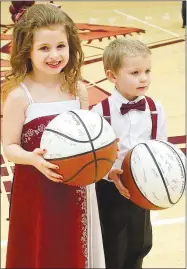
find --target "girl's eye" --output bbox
[40,46,49,51]
[146,69,151,73]
[57,44,65,48]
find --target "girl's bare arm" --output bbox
[2,88,62,182]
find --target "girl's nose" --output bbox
[49,49,60,59]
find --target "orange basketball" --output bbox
[121,140,186,210]
[40,109,117,186]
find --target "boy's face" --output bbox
[30,26,69,76]
[107,55,152,101]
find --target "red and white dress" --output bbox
[6,83,105,268]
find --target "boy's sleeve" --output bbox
[156,102,167,141]
[91,103,114,182]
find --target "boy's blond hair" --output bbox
[103,38,151,73]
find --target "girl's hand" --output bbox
[29,148,63,183]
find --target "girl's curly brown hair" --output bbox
[2,3,84,102]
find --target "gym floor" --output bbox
[1,1,186,268]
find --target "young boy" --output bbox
[92,38,167,269]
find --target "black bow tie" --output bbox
[120,99,146,115]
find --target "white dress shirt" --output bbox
[92,88,167,179]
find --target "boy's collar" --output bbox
[112,87,145,112]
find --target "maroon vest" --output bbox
[101,96,158,139]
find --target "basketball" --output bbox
[40,109,117,186]
[121,140,186,210]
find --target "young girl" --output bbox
[2,4,105,268]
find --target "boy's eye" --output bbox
[146,69,151,73]
[132,71,139,75]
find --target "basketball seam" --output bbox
[129,144,162,209]
[63,158,114,183]
[158,140,186,203]
[143,143,175,205]
[44,140,116,160]
[69,111,103,183]
[45,116,104,143]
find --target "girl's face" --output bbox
[30,25,69,76]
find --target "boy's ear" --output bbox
[106,70,117,83]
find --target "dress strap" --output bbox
[20,82,34,104]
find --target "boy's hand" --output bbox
[108,169,130,199]
[116,137,119,159]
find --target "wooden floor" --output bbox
[1,1,186,268]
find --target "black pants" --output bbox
[96,180,152,269]
[182,0,186,27]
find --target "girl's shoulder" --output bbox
[77,81,88,109]
[5,85,30,109]
[77,81,87,96]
